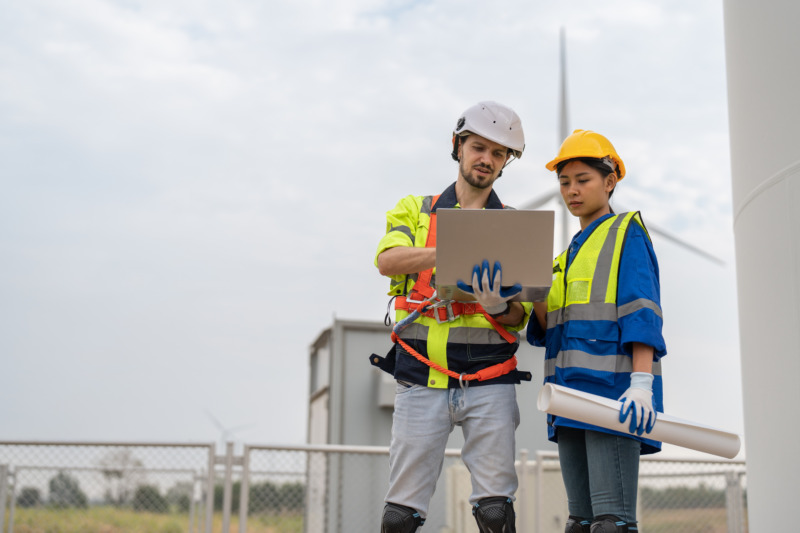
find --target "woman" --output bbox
[528,130,666,533]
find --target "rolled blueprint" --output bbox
[537,383,741,459]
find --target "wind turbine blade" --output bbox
[519,189,560,210]
[203,409,225,431]
[617,212,725,266]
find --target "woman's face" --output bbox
[557,160,617,229]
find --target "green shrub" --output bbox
[48,472,88,509]
[132,485,169,513]
[17,487,42,508]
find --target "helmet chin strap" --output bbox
[497,153,520,178]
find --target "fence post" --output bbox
[205,446,216,533]
[725,471,745,533]
[222,442,235,533]
[535,452,545,533]
[7,470,15,533]
[0,464,8,533]
[238,446,251,533]
[189,472,201,533]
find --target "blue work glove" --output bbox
[456,260,522,315]
[618,372,656,436]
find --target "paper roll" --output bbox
[537,383,742,459]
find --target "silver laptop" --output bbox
[435,208,555,302]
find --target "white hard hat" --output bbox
[452,101,525,160]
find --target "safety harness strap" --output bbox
[394,195,516,340]
[391,332,520,382]
[389,194,521,380]
[396,295,482,320]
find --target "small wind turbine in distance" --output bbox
[204,408,255,451]
[524,27,724,266]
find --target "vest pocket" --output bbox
[464,326,516,362]
[557,321,621,387]
[563,320,619,343]
[566,278,591,304]
[559,359,616,388]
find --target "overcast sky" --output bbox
[0,0,742,456]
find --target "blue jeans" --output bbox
[385,382,520,518]
[557,426,641,523]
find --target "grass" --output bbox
[642,507,748,533]
[10,506,742,533]
[10,507,184,533]
[9,507,304,533]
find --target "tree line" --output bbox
[16,471,305,515]
[213,480,305,514]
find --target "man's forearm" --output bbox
[377,246,436,276]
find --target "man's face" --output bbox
[457,134,510,190]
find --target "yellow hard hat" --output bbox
[545,129,626,180]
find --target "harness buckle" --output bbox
[406,291,459,324]
[404,295,427,306]
[433,301,456,324]
[432,300,456,323]
[405,289,438,312]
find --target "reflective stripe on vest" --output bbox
[545,212,662,378]
[390,195,435,299]
[545,352,663,378]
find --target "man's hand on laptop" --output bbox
[457,260,522,316]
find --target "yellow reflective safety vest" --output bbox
[372,183,532,389]
[548,211,643,323]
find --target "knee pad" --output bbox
[472,496,516,533]
[590,515,628,533]
[381,503,423,533]
[565,515,591,533]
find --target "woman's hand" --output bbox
[618,372,656,436]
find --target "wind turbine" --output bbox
[523,27,723,266]
[203,408,255,450]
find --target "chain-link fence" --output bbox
[2,441,747,533]
[638,456,747,533]
[0,441,216,533]
[239,444,464,533]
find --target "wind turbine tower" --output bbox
[724,1,800,530]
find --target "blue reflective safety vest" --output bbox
[528,212,667,454]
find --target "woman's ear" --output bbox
[604,172,618,193]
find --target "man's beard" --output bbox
[460,160,496,189]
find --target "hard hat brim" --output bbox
[545,155,626,179]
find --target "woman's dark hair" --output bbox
[555,157,619,210]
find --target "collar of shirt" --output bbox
[432,181,504,211]
[567,212,615,265]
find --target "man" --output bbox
[372,101,533,533]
